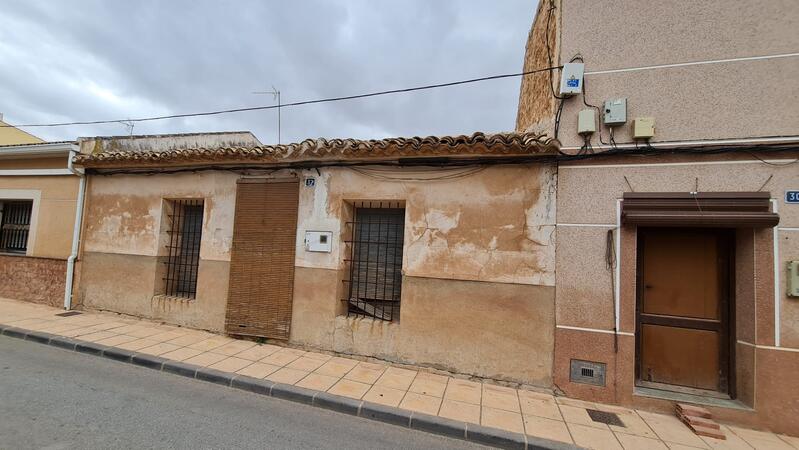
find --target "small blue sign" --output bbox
[786,190,799,203]
[566,78,580,88]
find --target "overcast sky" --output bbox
[0,1,536,144]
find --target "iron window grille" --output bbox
[343,201,405,322]
[0,201,33,253]
[163,199,204,298]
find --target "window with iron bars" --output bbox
[344,202,405,322]
[163,199,204,298]
[0,200,33,254]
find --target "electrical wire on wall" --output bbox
[347,165,487,182]
[605,228,618,353]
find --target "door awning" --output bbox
[621,192,779,227]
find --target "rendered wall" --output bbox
[77,163,558,385]
[554,153,799,434]
[290,164,557,385]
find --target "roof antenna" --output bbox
[119,120,134,136]
[252,86,281,144]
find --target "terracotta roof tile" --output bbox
[73,132,554,168]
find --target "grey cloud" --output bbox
[0,0,536,143]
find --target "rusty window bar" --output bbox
[0,201,33,253]
[163,199,204,298]
[342,201,405,322]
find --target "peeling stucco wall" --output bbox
[77,132,261,155]
[296,164,557,286]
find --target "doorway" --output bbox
[635,228,734,397]
[225,179,299,340]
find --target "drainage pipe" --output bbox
[64,147,86,310]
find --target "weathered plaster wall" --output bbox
[77,132,261,155]
[555,153,799,434]
[295,165,557,286]
[0,175,79,259]
[78,172,240,331]
[555,0,799,147]
[290,164,557,385]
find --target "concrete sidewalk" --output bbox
[1,298,796,450]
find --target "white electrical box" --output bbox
[603,98,627,125]
[305,231,333,253]
[788,261,799,297]
[578,109,596,135]
[559,63,585,96]
[633,117,655,139]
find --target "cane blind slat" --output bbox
[225,180,299,340]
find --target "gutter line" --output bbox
[64,147,86,310]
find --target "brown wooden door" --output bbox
[225,179,299,339]
[636,228,732,394]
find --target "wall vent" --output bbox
[570,359,606,386]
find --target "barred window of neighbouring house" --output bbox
[0,200,33,254]
[344,202,405,322]
[163,199,204,298]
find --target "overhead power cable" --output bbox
[1,65,562,128]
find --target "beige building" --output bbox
[72,133,559,386]
[517,0,799,434]
[0,116,82,308]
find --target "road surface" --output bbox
[0,336,489,450]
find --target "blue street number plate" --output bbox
[786,191,799,203]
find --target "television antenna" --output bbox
[252,86,281,144]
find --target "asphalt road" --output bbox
[0,336,490,450]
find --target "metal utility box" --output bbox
[559,63,585,96]
[633,117,656,139]
[578,109,596,135]
[788,261,799,297]
[305,231,333,252]
[603,98,627,125]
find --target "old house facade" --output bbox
[517,0,799,433]
[73,133,559,386]
[0,116,82,308]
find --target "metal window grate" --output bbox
[343,202,405,322]
[0,201,33,253]
[163,199,204,298]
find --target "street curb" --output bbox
[467,423,526,450]
[25,331,54,344]
[360,401,412,427]
[163,360,199,378]
[196,367,234,387]
[271,383,316,405]
[0,327,579,450]
[411,413,467,440]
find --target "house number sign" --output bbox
[786,191,799,204]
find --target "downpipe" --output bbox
[64,148,86,310]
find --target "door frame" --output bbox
[634,227,736,398]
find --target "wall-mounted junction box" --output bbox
[633,117,656,139]
[559,63,585,96]
[788,261,799,297]
[603,98,627,125]
[305,231,332,253]
[578,109,596,135]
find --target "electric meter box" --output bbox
[633,117,656,139]
[788,261,799,297]
[559,63,585,96]
[305,231,333,253]
[578,109,596,135]
[603,98,627,125]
